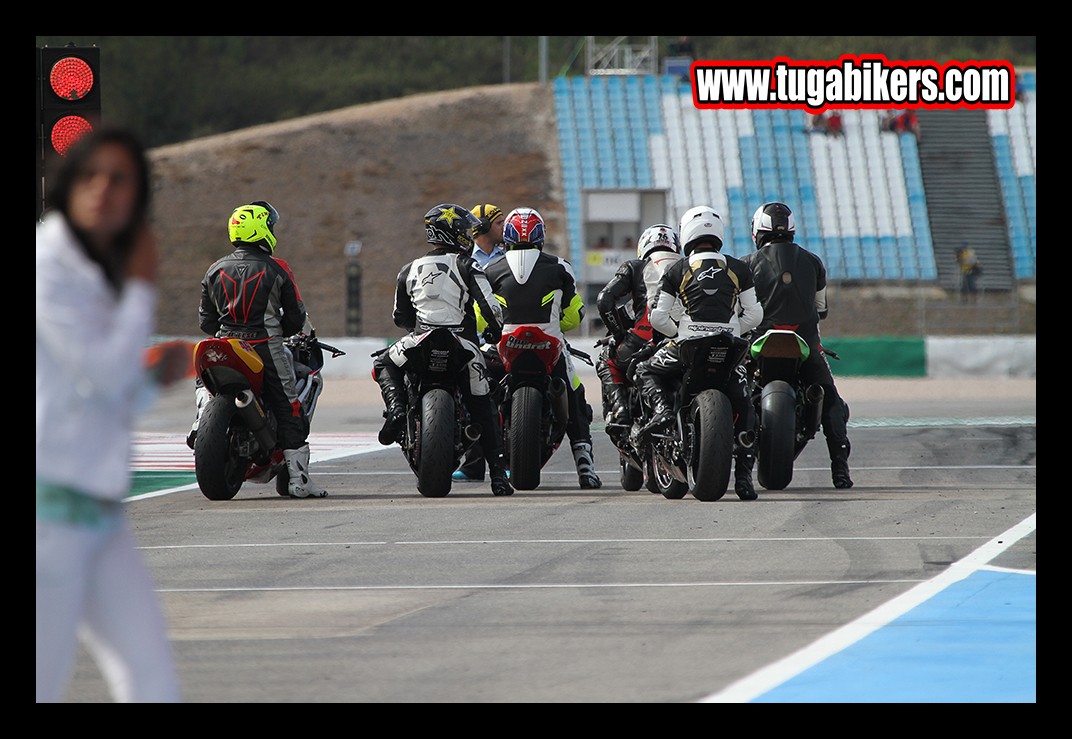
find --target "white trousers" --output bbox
[36,511,180,703]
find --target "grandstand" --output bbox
[552,71,1036,298]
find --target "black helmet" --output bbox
[751,202,796,249]
[424,203,480,252]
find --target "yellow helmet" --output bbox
[228,201,279,253]
[470,203,504,236]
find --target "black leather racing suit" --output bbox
[739,238,852,467]
[199,245,308,450]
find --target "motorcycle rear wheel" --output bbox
[757,380,796,491]
[194,396,250,501]
[417,389,456,498]
[688,390,734,501]
[508,385,544,490]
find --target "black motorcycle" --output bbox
[596,336,681,496]
[748,328,835,491]
[643,331,751,501]
[374,327,482,498]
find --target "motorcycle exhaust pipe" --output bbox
[736,430,756,449]
[802,384,825,439]
[465,424,481,441]
[235,390,277,452]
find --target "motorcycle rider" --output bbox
[595,223,683,431]
[635,206,764,500]
[739,202,854,489]
[372,203,513,497]
[453,203,508,483]
[480,207,602,489]
[196,201,328,498]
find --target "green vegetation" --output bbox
[35,36,1035,149]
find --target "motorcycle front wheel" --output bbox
[194,396,251,501]
[688,390,734,501]
[508,385,544,490]
[620,454,643,491]
[644,454,687,499]
[417,389,456,498]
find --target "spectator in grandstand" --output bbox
[1015,74,1027,103]
[808,111,843,137]
[882,110,921,141]
[955,242,982,302]
[592,235,612,250]
[621,235,635,253]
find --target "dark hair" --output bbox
[43,127,152,288]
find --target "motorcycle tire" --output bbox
[647,455,687,499]
[620,454,643,491]
[688,390,734,502]
[194,395,251,501]
[757,380,796,491]
[417,388,456,498]
[508,385,544,490]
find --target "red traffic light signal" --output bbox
[38,45,101,157]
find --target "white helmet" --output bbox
[636,223,681,261]
[678,206,724,255]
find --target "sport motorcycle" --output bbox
[644,331,751,501]
[192,331,345,500]
[376,327,483,498]
[496,325,592,490]
[749,328,836,491]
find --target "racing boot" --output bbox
[638,383,674,438]
[489,455,514,497]
[572,440,602,489]
[603,384,631,426]
[734,445,757,501]
[284,445,328,498]
[829,438,854,489]
[472,395,512,496]
[376,364,407,446]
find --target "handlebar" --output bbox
[567,344,594,366]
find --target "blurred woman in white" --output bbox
[36,128,189,702]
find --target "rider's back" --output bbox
[742,240,825,344]
[483,249,582,338]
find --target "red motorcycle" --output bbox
[496,325,591,490]
[191,331,344,500]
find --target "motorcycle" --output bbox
[643,331,751,501]
[375,327,482,498]
[496,325,592,490]
[749,328,836,491]
[192,331,345,501]
[595,335,674,496]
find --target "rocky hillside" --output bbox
[151,82,560,340]
[150,82,1034,340]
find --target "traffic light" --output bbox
[38,45,101,159]
[38,44,101,219]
